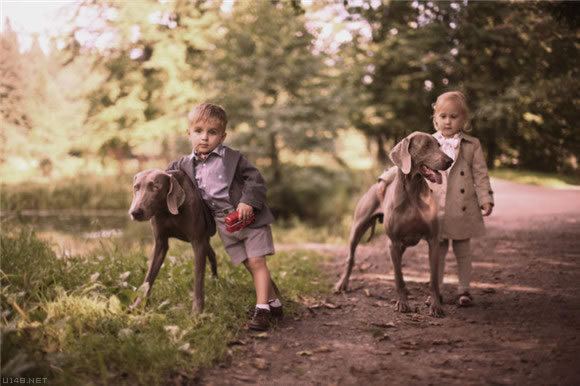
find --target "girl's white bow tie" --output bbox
[438,136,460,160]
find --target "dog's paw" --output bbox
[334,279,349,293]
[394,300,411,313]
[428,304,445,318]
[129,297,143,312]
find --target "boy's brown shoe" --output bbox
[270,305,284,321]
[249,308,271,331]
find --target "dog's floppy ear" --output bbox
[389,136,412,174]
[166,174,185,215]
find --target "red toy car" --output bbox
[225,211,255,233]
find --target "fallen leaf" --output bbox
[364,289,371,297]
[370,350,392,356]
[297,350,313,356]
[375,333,390,342]
[178,343,195,354]
[253,332,269,339]
[232,375,253,382]
[314,346,331,353]
[227,339,247,346]
[252,358,269,370]
[371,322,396,328]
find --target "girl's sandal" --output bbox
[456,292,473,307]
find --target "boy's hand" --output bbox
[481,203,493,216]
[237,202,254,221]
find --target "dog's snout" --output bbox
[130,208,145,221]
[444,156,453,169]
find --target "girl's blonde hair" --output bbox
[432,91,471,132]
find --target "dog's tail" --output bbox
[366,214,384,242]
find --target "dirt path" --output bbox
[199,179,580,385]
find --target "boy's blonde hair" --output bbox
[432,91,471,132]
[187,103,228,132]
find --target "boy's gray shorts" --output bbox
[215,216,275,265]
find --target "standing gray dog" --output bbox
[129,169,217,313]
[335,132,453,317]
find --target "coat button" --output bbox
[462,206,466,211]
[460,171,465,176]
[460,189,465,193]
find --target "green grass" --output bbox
[490,168,580,188]
[272,216,351,245]
[1,230,330,385]
[0,175,133,212]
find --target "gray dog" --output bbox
[335,132,453,317]
[129,169,217,313]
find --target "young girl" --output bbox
[378,91,494,306]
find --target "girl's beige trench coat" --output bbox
[430,131,495,240]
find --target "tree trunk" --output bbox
[269,133,281,186]
[376,134,389,166]
[486,127,497,170]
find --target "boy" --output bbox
[167,103,282,331]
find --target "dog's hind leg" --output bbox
[207,242,218,278]
[191,241,208,314]
[335,215,378,292]
[390,239,411,313]
[335,185,382,293]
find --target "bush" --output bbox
[265,164,370,226]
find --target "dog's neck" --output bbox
[398,169,430,208]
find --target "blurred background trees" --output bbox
[1,0,578,220]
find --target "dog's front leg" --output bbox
[427,237,444,317]
[191,241,208,314]
[389,239,411,313]
[132,237,169,310]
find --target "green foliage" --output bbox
[1,230,329,383]
[2,0,577,185]
[1,176,132,211]
[341,1,579,172]
[265,163,363,226]
[0,18,31,132]
[201,0,346,185]
[61,0,218,157]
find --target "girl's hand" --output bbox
[481,203,493,216]
[237,202,254,221]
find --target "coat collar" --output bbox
[184,145,241,187]
[433,131,476,143]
